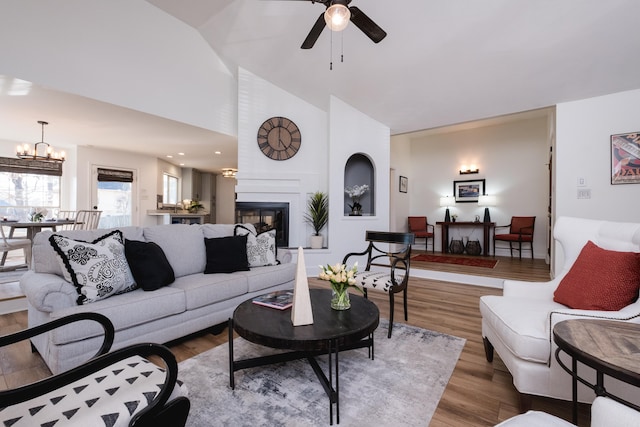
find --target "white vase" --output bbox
[310,235,323,249]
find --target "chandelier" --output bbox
[16,121,66,163]
[222,168,237,178]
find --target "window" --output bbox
[163,173,179,204]
[0,158,61,221]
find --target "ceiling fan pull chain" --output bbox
[329,28,333,70]
[341,31,344,63]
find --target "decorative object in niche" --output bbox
[345,184,369,216]
[611,132,640,184]
[453,179,485,203]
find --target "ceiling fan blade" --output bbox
[349,6,386,44]
[301,12,326,49]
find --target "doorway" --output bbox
[92,166,135,228]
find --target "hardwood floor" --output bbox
[0,256,591,426]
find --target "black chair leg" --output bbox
[518,241,522,260]
[483,337,494,362]
[388,292,394,338]
[403,289,408,321]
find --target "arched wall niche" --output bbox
[344,153,375,216]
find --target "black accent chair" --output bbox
[343,231,415,338]
[0,312,190,427]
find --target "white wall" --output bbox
[236,67,329,252]
[392,115,551,258]
[235,70,390,274]
[328,96,391,262]
[389,134,412,233]
[556,89,640,221]
[554,88,640,271]
[216,174,236,224]
[0,0,237,135]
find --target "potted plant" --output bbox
[188,199,204,213]
[304,191,328,249]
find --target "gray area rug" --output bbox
[179,319,465,426]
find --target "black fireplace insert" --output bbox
[235,202,289,247]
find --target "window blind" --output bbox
[97,168,134,182]
[0,157,63,176]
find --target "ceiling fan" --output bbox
[298,0,387,49]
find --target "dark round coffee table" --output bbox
[228,288,379,425]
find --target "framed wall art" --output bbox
[399,176,408,193]
[453,179,485,203]
[611,132,640,184]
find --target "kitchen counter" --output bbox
[147,210,209,224]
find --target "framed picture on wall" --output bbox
[611,132,640,184]
[453,179,485,203]
[399,176,408,193]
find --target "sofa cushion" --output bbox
[143,224,206,277]
[125,239,175,291]
[234,225,278,267]
[554,241,640,311]
[170,273,248,310]
[204,235,250,274]
[49,230,137,305]
[51,286,186,344]
[32,227,144,275]
[479,295,567,363]
[201,223,256,239]
[244,263,297,293]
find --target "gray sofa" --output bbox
[20,223,296,374]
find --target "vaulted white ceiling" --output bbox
[148,0,640,134]
[2,0,640,173]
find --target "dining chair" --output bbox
[408,216,434,252]
[493,216,536,259]
[0,224,31,270]
[56,210,77,230]
[73,210,102,230]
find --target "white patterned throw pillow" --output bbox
[49,230,136,305]
[234,225,278,267]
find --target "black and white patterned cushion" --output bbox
[0,356,187,427]
[49,230,136,305]
[355,271,404,293]
[234,226,277,267]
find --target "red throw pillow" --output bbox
[554,241,640,311]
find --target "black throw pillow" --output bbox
[124,239,175,291]
[204,235,250,274]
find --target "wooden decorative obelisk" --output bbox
[291,247,314,326]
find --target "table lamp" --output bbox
[477,195,496,223]
[439,196,452,222]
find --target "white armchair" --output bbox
[480,216,640,406]
[496,396,640,427]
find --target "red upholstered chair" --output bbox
[493,216,536,259]
[408,216,434,253]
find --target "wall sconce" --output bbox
[459,164,479,174]
[477,195,497,223]
[439,196,453,222]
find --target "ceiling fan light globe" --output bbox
[324,4,350,31]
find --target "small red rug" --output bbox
[412,254,498,269]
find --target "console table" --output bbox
[436,221,495,256]
[553,319,640,424]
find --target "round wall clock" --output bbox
[257,116,301,161]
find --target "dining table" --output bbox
[2,219,78,241]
